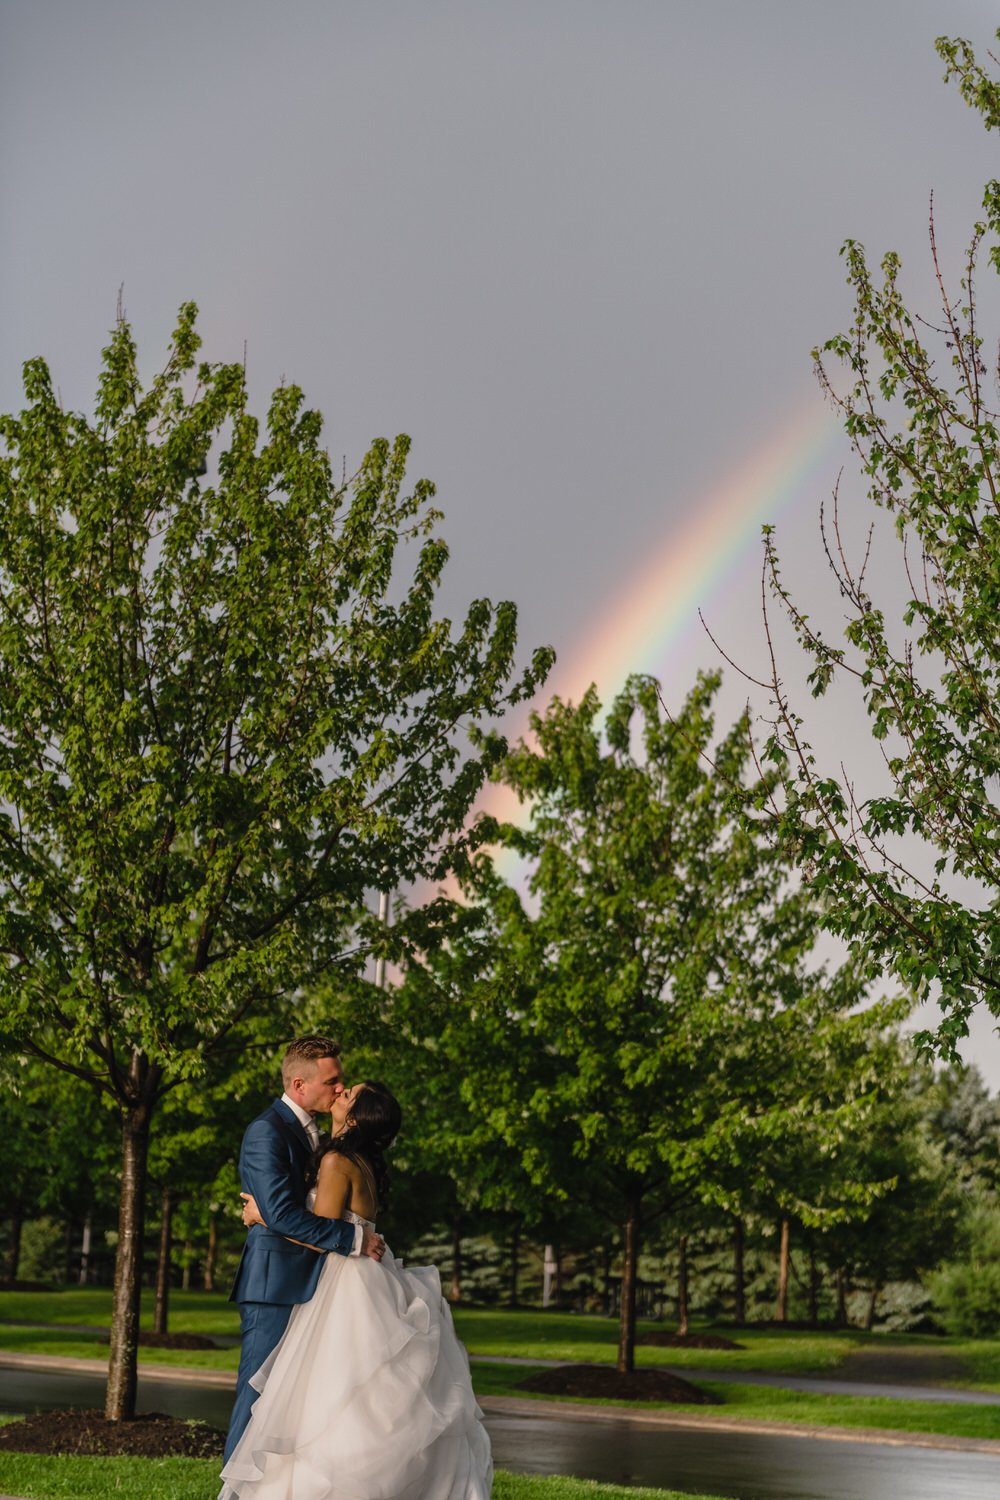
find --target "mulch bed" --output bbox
[0,1409,225,1459]
[749,1319,842,1331]
[518,1364,717,1404]
[97,1329,218,1350]
[638,1332,744,1350]
[0,1280,53,1293]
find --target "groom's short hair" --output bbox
[281,1035,342,1088]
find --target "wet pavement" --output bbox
[486,1404,1000,1499]
[1,1360,999,1499]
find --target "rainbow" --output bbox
[475,397,843,855]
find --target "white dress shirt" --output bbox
[281,1092,362,1256]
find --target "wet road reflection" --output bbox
[487,1408,1000,1500]
[2,1364,998,1499]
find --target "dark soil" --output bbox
[96,1329,218,1351]
[0,1408,225,1458]
[518,1364,717,1404]
[638,1332,744,1350]
[0,1280,54,1293]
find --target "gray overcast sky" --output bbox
[4,0,1000,1072]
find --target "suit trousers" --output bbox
[224,1300,295,1462]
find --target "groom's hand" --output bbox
[361,1226,386,1261]
[240,1192,265,1228]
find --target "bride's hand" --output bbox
[241,1192,265,1228]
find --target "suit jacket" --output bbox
[229,1098,357,1306]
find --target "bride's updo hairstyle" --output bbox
[308,1080,402,1208]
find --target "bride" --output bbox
[219,1080,493,1500]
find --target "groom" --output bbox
[224,1034,385,1462]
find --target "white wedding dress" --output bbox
[218,1210,493,1500]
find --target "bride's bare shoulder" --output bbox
[318,1150,359,1181]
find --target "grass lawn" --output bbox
[0,1288,240,1337]
[0,1452,721,1500]
[7,1288,1000,1385]
[0,1294,871,1376]
[951,1340,1000,1390]
[452,1309,867,1373]
[453,1310,1000,1392]
[472,1362,1000,1441]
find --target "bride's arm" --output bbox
[242,1156,355,1240]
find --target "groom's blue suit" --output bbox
[223,1098,358,1461]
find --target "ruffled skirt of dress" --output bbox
[218,1248,493,1500]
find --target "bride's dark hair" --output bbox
[306,1080,401,1207]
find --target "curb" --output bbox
[0,1351,236,1389]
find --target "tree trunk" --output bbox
[153,1188,174,1336]
[508,1217,521,1308]
[602,1241,613,1318]
[106,1089,155,1422]
[5,1210,23,1283]
[733,1217,746,1325]
[807,1242,820,1326]
[617,1187,641,1374]
[181,1240,192,1292]
[676,1234,690,1336]
[865,1281,880,1332]
[775,1219,790,1323]
[835,1265,848,1328]
[553,1241,563,1307]
[449,1216,463,1304]
[203,1212,218,1293]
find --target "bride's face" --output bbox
[331,1082,365,1132]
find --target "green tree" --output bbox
[920,1063,1000,1335]
[706,1006,911,1326]
[0,1055,58,1280]
[931,1201,1000,1336]
[820,1104,959,1329]
[0,305,550,1418]
[0,1054,118,1283]
[922,1063,1000,1196]
[453,673,888,1374]
[755,31,1000,1051]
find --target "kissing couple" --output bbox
[219,1034,493,1499]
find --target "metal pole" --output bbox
[79,1215,92,1286]
[542,1243,556,1308]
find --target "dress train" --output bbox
[219,1214,492,1500]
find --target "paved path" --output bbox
[656,1364,1000,1406]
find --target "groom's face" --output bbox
[297,1055,345,1114]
